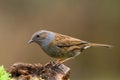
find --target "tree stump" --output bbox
[9,62,70,80]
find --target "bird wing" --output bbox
[50,33,88,48]
[48,33,89,58]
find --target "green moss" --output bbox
[0,65,11,80]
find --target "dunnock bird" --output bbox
[28,30,111,63]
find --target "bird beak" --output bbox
[28,39,33,44]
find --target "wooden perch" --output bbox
[9,62,70,80]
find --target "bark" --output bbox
[9,62,70,80]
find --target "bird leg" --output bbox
[55,57,74,66]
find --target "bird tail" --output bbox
[88,43,112,48]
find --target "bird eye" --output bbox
[36,35,40,38]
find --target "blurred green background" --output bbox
[0,0,119,80]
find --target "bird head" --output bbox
[28,30,55,47]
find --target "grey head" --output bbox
[28,30,55,47]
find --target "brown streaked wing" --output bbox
[50,33,88,47]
